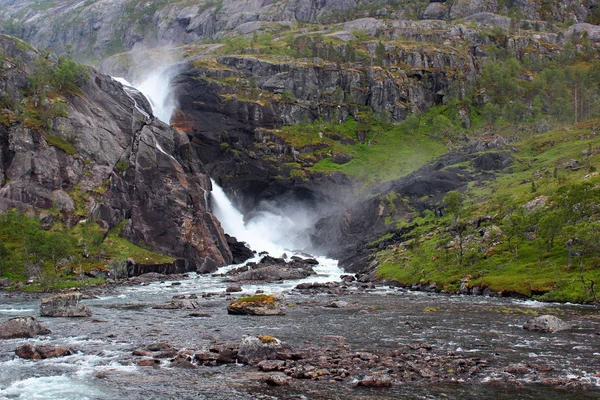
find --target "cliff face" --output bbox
[0,34,231,272]
[0,0,596,62]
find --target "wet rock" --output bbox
[325,300,349,308]
[523,315,571,333]
[188,312,211,318]
[146,343,175,352]
[0,278,12,287]
[170,360,197,369]
[152,299,201,310]
[136,359,161,367]
[354,373,392,387]
[227,294,286,316]
[226,285,243,293]
[238,335,293,365]
[15,344,73,359]
[506,363,530,374]
[225,234,254,265]
[40,293,92,317]
[194,343,239,366]
[132,349,153,357]
[226,256,317,283]
[261,373,291,386]
[0,316,51,339]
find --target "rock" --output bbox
[332,154,353,165]
[0,278,11,287]
[194,343,239,365]
[257,359,286,371]
[40,293,92,317]
[325,300,349,308]
[226,256,317,283]
[152,299,202,309]
[523,315,571,333]
[146,343,175,352]
[188,312,211,318]
[562,159,580,169]
[225,234,254,265]
[237,335,292,365]
[132,349,153,357]
[15,344,73,359]
[423,2,448,20]
[170,359,197,369]
[0,316,51,339]
[523,196,549,212]
[226,285,243,293]
[136,359,161,367]
[227,294,286,315]
[354,373,392,387]
[261,373,291,386]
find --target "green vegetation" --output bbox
[44,134,77,155]
[376,122,600,303]
[0,211,174,291]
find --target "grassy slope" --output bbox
[377,121,600,303]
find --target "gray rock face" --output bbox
[0,0,594,62]
[0,316,51,339]
[523,315,571,333]
[40,292,92,317]
[0,35,232,272]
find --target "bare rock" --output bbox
[226,285,243,293]
[0,316,51,339]
[523,315,571,333]
[136,359,161,367]
[257,359,286,371]
[40,293,92,317]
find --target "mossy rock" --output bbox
[227,294,285,315]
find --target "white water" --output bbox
[112,68,175,123]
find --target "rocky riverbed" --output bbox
[1,270,599,400]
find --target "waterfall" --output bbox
[112,68,174,123]
[113,69,324,261]
[210,180,309,257]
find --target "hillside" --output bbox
[0,1,599,301]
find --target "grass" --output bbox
[374,120,600,303]
[44,134,77,155]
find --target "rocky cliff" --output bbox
[0,0,597,62]
[0,34,231,272]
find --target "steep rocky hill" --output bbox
[0,34,231,274]
[0,0,597,62]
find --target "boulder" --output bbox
[226,256,317,283]
[237,335,292,364]
[0,316,51,339]
[261,373,291,386]
[354,373,393,387]
[225,234,254,265]
[227,294,286,315]
[523,315,571,333]
[152,299,201,309]
[226,285,243,293]
[40,293,92,317]
[15,344,72,359]
[332,154,353,165]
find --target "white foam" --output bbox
[0,375,107,400]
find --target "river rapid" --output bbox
[1,278,599,399]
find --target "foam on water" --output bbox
[0,375,107,400]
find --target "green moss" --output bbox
[44,134,77,155]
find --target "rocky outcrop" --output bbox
[40,292,92,317]
[0,1,595,62]
[225,255,317,283]
[0,316,51,339]
[0,34,232,272]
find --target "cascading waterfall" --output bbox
[113,67,340,274]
